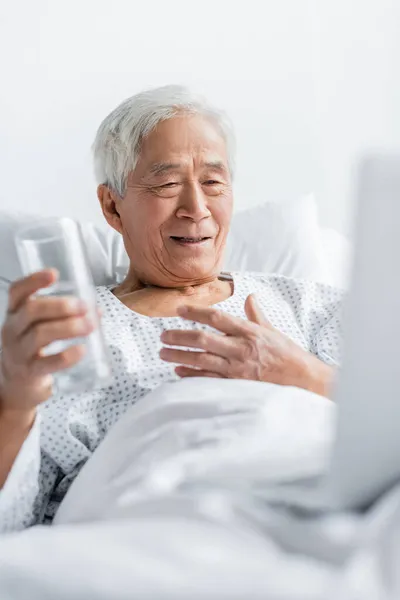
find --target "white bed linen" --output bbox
[1,379,399,599]
[53,378,336,525]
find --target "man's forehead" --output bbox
[137,116,227,160]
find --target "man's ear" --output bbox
[97,184,123,234]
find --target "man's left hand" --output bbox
[160,294,334,397]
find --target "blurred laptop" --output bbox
[268,154,400,512]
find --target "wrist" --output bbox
[0,405,36,490]
[0,368,36,430]
[303,356,335,399]
[0,408,37,439]
[0,384,37,432]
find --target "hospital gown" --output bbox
[0,272,343,533]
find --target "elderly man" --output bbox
[0,85,342,532]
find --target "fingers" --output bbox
[1,271,94,409]
[22,316,95,361]
[160,329,243,359]
[32,344,87,377]
[160,347,227,374]
[10,296,88,338]
[244,294,272,327]
[177,305,256,336]
[175,366,223,379]
[7,269,58,313]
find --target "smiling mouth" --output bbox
[170,236,211,245]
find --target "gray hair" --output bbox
[92,84,236,197]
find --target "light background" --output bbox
[0,0,398,235]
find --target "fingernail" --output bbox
[86,318,96,330]
[48,268,59,281]
[69,298,87,312]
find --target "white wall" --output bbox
[0,0,398,234]
[310,0,400,235]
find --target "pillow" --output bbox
[225,194,326,280]
[0,195,332,326]
[319,227,351,289]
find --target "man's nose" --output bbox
[176,181,211,221]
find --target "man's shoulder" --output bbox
[232,271,345,302]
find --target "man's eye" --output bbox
[161,182,179,188]
[203,180,220,186]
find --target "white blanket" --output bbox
[0,379,399,599]
[54,378,336,525]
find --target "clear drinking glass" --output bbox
[15,218,111,394]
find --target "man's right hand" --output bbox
[0,269,94,420]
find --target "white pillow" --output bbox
[0,195,330,326]
[225,194,326,280]
[320,227,351,289]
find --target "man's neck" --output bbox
[112,273,233,317]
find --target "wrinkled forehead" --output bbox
[133,114,229,176]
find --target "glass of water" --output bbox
[15,218,111,394]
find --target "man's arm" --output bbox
[0,408,36,489]
[0,270,93,531]
[0,405,46,533]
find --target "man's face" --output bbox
[105,114,233,287]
